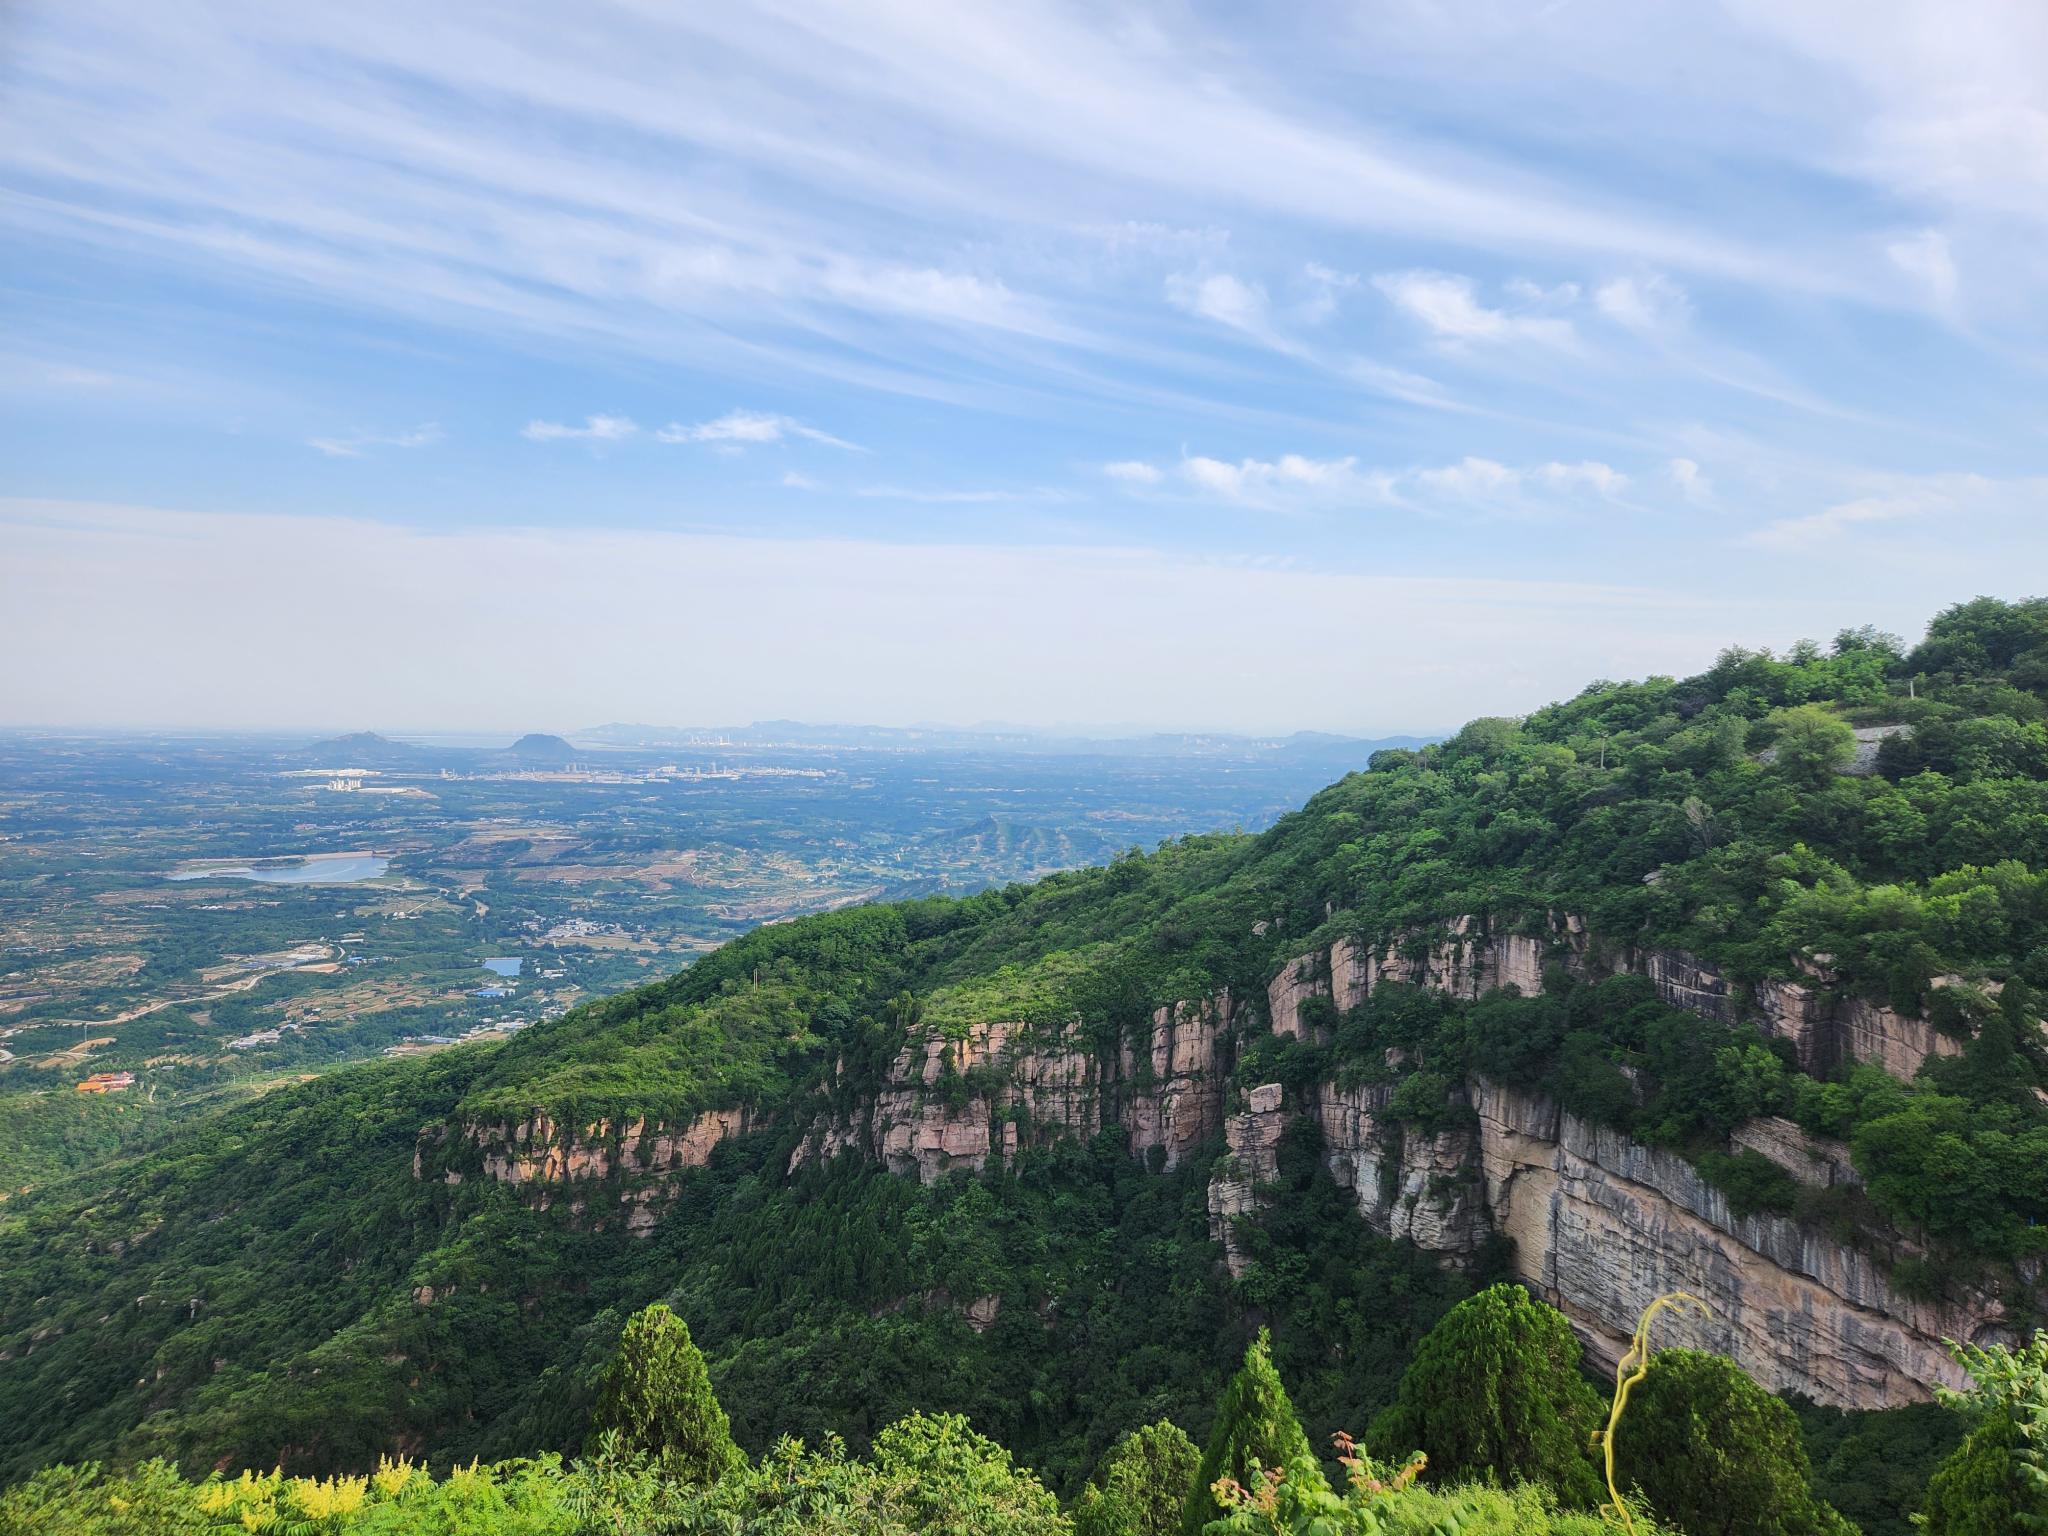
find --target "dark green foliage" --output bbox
[1369,1283,1602,1506]
[1181,1330,1323,1536]
[1765,705,1858,787]
[1791,1398,1965,1536]
[1072,1421,1199,1536]
[1614,1349,1853,1536]
[1698,1147,1800,1218]
[588,1302,742,1482]
[1921,1412,2048,1535]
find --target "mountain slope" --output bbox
[3,599,2045,1485]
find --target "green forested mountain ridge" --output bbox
[3,599,2046,1497]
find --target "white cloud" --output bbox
[855,484,1070,504]
[780,470,823,490]
[1540,461,1629,495]
[1505,278,1581,306]
[1669,457,1714,504]
[1132,449,1630,513]
[1415,456,1628,502]
[1179,453,1383,507]
[1595,273,1692,335]
[1415,456,1520,498]
[521,414,638,443]
[307,423,443,457]
[1372,271,1574,346]
[1886,229,1958,306]
[656,410,863,451]
[1165,271,1266,331]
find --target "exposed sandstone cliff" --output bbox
[1268,914,1965,1081]
[1206,1082,1285,1275]
[788,993,1232,1183]
[414,1106,761,1234]
[1471,1078,1983,1405]
[1316,1079,1489,1256]
[433,1107,759,1185]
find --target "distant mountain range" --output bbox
[576,719,1433,760]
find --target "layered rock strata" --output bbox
[1472,1078,1982,1405]
[787,993,1232,1184]
[1267,915,1965,1081]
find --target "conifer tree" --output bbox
[587,1302,743,1484]
[1369,1282,1603,1504]
[1181,1329,1324,1536]
[1075,1420,1200,1536]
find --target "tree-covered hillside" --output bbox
[2,598,2044,1510]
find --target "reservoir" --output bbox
[482,957,523,977]
[169,854,390,884]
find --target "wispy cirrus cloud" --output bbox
[1742,471,2048,549]
[307,423,443,458]
[1669,457,1714,504]
[521,415,638,443]
[1594,273,1693,336]
[1886,230,1958,307]
[656,410,864,451]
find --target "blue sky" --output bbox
[2,0,2045,733]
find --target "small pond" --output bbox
[169,854,390,885]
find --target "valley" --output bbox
[0,726,1397,1191]
[3,602,2044,1532]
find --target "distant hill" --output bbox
[500,732,576,764]
[298,731,435,767]
[578,719,1433,760]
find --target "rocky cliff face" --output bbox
[414,1106,760,1234]
[1470,1078,1982,1405]
[1268,914,1964,1081]
[788,993,1232,1183]
[1204,1064,1983,1407]
[1224,917,2001,1406]
[415,910,1997,1402]
[1316,1080,1490,1255]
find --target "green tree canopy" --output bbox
[1073,1421,1199,1536]
[1614,1348,1852,1536]
[1922,1329,2048,1534]
[1369,1283,1602,1505]
[1922,1412,2048,1535]
[1767,704,1857,787]
[866,1412,1069,1536]
[587,1302,743,1485]
[1182,1329,1324,1536]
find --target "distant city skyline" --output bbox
[3,2,2044,732]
